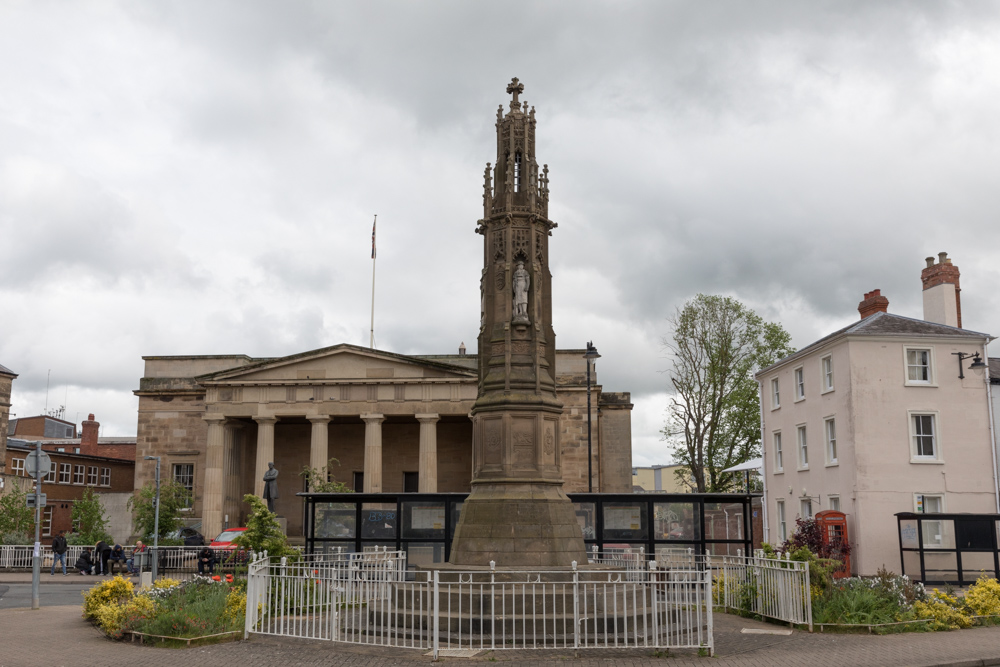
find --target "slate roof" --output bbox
[757,311,992,376]
[0,363,16,377]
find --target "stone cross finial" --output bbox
[506,77,524,107]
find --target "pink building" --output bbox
[758,253,996,575]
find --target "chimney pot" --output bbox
[925,257,935,268]
[938,251,948,264]
[459,342,467,356]
[858,289,890,319]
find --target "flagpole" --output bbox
[370,214,377,349]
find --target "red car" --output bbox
[210,528,248,563]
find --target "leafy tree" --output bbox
[300,458,354,493]
[662,294,794,492]
[128,480,191,540]
[0,483,35,543]
[70,486,113,544]
[232,494,295,559]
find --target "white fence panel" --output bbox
[716,555,812,630]
[245,555,713,658]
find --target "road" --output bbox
[0,581,94,609]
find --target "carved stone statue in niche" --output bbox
[512,260,530,323]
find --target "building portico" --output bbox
[134,344,632,540]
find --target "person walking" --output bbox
[50,531,68,576]
[75,548,94,575]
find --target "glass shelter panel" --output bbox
[315,502,356,539]
[654,502,701,541]
[361,503,397,540]
[574,502,597,540]
[602,502,648,542]
[401,501,446,540]
[704,502,745,541]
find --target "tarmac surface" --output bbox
[4,572,1000,667]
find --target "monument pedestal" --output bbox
[276,516,287,535]
[450,482,586,567]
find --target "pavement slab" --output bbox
[4,603,1000,667]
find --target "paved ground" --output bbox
[4,572,1000,667]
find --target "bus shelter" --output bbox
[301,491,759,568]
[896,511,1000,585]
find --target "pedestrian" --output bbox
[94,540,112,575]
[126,540,146,576]
[196,546,216,576]
[108,544,127,575]
[75,548,94,575]
[50,530,68,576]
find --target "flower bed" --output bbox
[813,569,1000,633]
[82,574,247,645]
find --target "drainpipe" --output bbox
[984,339,999,513]
[757,379,769,543]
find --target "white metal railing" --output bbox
[715,554,812,630]
[245,555,713,658]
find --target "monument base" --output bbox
[449,482,587,567]
[276,516,287,535]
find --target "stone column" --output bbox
[416,414,440,492]
[222,421,245,532]
[202,415,226,542]
[307,416,332,489]
[253,417,277,499]
[361,414,385,493]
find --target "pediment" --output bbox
[198,344,476,384]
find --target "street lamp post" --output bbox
[144,456,161,581]
[584,342,601,493]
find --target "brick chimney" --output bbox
[921,252,961,328]
[80,413,99,456]
[858,289,889,319]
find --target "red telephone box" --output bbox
[815,510,851,578]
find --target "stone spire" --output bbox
[451,80,586,567]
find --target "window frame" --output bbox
[171,462,195,508]
[824,417,838,466]
[794,367,805,401]
[771,378,780,410]
[42,507,52,537]
[11,458,25,477]
[903,346,937,387]
[797,424,808,470]
[915,493,946,547]
[73,464,85,485]
[909,411,942,463]
[828,495,841,512]
[100,467,111,487]
[800,498,813,519]
[58,463,71,484]
[773,431,783,473]
[821,355,834,393]
[776,500,787,542]
[86,466,98,486]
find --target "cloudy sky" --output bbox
[3,2,1000,465]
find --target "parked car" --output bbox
[210,528,248,564]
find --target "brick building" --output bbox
[0,362,15,480]
[5,440,135,539]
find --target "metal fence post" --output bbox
[433,570,440,660]
[804,560,813,632]
[572,560,580,650]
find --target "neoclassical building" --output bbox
[134,344,632,541]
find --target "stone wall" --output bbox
[135,393,210,515]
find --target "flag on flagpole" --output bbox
[371,216,377,259]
